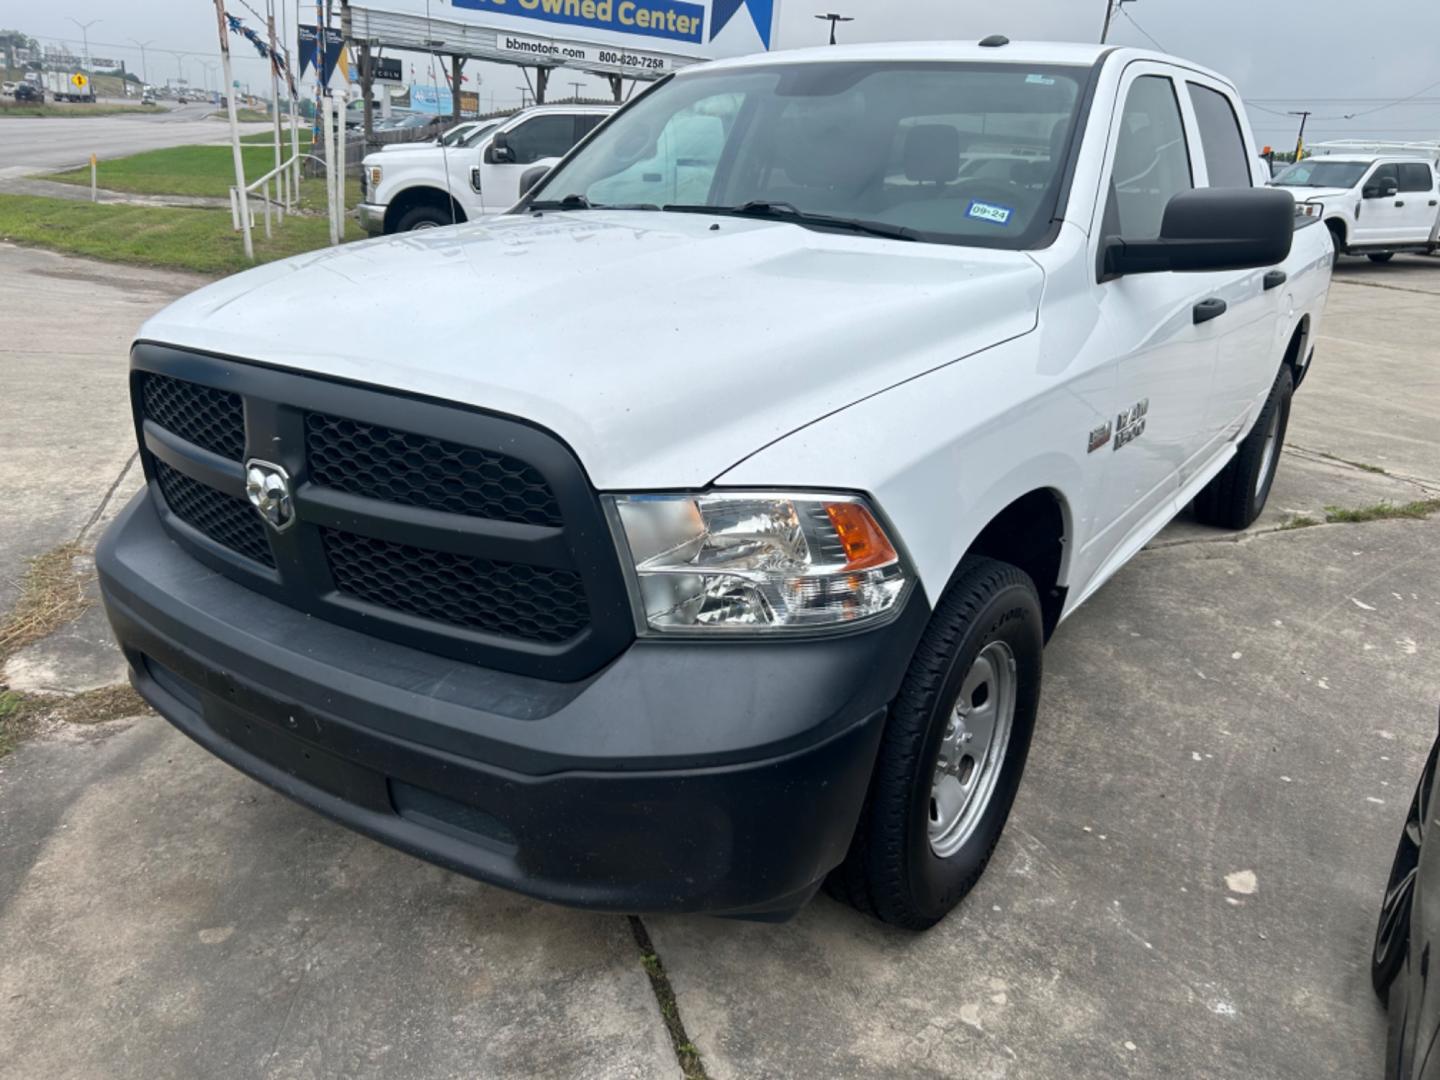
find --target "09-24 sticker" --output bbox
[966,200,1014,226]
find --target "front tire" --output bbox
[1368,253,1395,264]
[394,204,458,232]
[828,556,1044,930]
[1193,364,1293,530]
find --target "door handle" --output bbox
[1430,199,1438,207]
[1395,200,1406,207]
[1262,270,1287,291]
[1193,298,1228,325]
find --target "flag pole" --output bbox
[215,0,254,261]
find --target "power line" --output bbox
[1118,7,1167,52]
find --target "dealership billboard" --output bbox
[355,0,779,64]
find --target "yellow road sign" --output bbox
[70,73,89,90]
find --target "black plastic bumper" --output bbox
[98,492,929,917]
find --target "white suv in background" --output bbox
[358,104,614,233]
[1272,142,1440,262]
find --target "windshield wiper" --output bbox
[530,195,662,212]
[665,200,918,241]
[530,194,595,210]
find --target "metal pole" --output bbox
[1100,0,1116,43]
[321,87,338,244]
[267,2,285,210]
[129,39,154,89]
[334,92,345,240]
[214,0,254,260]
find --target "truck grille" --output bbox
[130,349,632,680]
[306,413,563,526]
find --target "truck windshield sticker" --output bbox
[966,200,1014,226]
[1025,73,1056,86]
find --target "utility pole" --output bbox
[266,0,285,207]
[1288,110,1312,160]
[568,80,584,101]
[129,38,154,88]
[1100,0,1135,43]
[214,0,254,260]
[814,13,853,45]
[67,17,99,70]
[515,85,531,107]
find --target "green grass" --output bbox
[49,144,294,199]
[0,194,363,276]
[0,101,161,118]
[241,128,314,147]
[1322,499,1440,524]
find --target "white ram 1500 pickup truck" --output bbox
[1273,141,1440,263]
[100,40,1331,929]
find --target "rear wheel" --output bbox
[1369,253,1395,264]
[827,556,1043,930]
[1193,364,1293,530]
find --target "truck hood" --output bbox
[139,211,1043,489]
[1276,186,1353,204]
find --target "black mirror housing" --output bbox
[485,132,515,165]
[1102,187,1295,278]
[1363,181,1399,199]
[519,165,551,197]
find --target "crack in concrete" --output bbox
[76,451,139,547]
[1333,276,1440,297]
[1288,444,1440,493]
[629,916,707,1079]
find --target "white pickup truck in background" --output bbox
[1272,141,1440,263]
[357,103,614,233]
[101,40,1331,930]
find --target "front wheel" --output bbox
[1193,364,1293,530]
[393,204,458,232]
[1368,253,1395,264]
[827,556,1044,930]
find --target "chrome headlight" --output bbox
[1296,201,1322,219]
[368,165,383,188]
[607,491,912,634]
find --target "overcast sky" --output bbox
[7,0,1438,141]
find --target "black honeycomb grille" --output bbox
[142,375,246,461]
[322,528,587,643]
[305,413,562,527]
[154,461,275,568]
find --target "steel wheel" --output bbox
[928,640,1017,859]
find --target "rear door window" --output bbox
[1186,83,1252,188]
[1397,162,1435,193]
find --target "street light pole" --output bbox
[67,17,100,69]
[128,39,154,88]
[814,12,854,45]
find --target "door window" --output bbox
[504,115,578,165]
[1186,83,1252,188]
[1369,163,1399,191]
[1397,162,1435,193]
[1103,75,1193,239]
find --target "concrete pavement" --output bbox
[1,244,1438,1078]
[0,103,269,178]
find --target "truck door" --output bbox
[1354,162,1409,246]
[476,113,589,213]
[1090,67,1218,547]
[1181,78,1284,460]
[1396,162,1440,243]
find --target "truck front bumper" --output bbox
[357,202,386,235]
[98,492,928,919]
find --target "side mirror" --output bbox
[485,133,515,165]
[1101,187,1295,279]
[1363,180,1399,199]
[519,164,551,197]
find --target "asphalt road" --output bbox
[0,103,270,178]
[0,245,1437,1079]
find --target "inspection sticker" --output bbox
[1025,73,1056,85]
[966,200,1014,226]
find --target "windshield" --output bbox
[439,124,476,146]
[528,61,1087,248]
[458,121,501,148]
[1272,160,1369,189]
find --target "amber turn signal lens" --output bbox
[825,502,898,571]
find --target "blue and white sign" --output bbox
[363,0,779,61]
